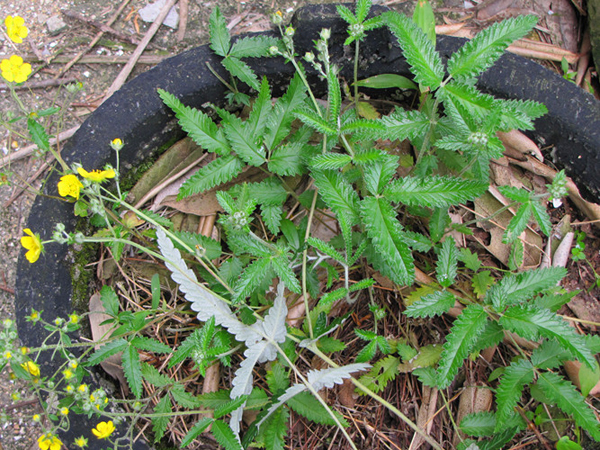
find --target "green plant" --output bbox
[3,2,600,450]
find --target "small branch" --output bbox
[24,54,166,65]
[0,77,78,91]
[57,0,133,77]
[62,9,141,46]
[103,0,178,101]
[0,127,77,169]
[176,0,188,42]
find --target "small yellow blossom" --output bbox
[1,55,32,84]
[20,347,29,355]
[68,313,80,324]
[21,228,42,263]
[92,421,115,439]
[27,310,40,322]
[5,15,28,43]
[32,414,41,422]
[68,360,78,370]
[21,360,40,377]
[37,433,63,450]
[77,384,88,394]
[65,385,74,393]
[57,174,83,200]
[74,436,88,448]
[11,392,20,401]
[3,350,12,359]
[62,368,74,380]
[77,167,116,183]
[59,407,69,416]
[110,138,123,151]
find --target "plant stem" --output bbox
[310,345,444,450]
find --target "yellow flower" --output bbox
[74,436,88,448]
[92,421,115,439]
[65,385,74,393]
[20,228,42,263]
[37,433,63,450]
[1,55,32,83]
[69,313,80,324]
[62,368,73,380]
[77,167,116,183]
[59,407,69,416]
[32,414,41,422]
[110,138,123,151]
[77,384,88,394]
[21,360,40,377]
[57,174,83,200]
[3,350,12,359]
[5,15,28,43]
[20,346,29,355]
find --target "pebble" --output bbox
[46,15,67,36]
[139,0,179,29]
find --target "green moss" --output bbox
[69,219,99,313]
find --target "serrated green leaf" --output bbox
[437,236,458,287]
[360,196,415,285]
[429,207,450,243]
[356,0,372,22]
[264,73,307,150]
[363,156,399,195]
[123,344,143,398]
[385,176,488,208]
[222,56,260,91]
[141,362,172,388]
[172,386,202,408]
[502,202,533,244]
[404,290,456,318]
[448,15,537,81]
[485,267,567,309]
[214,395,249,419]
[262,406,288,450]
[536,371,600,440]
[460,411,496,437]
[311,153,353,170]
[437,304,488,388]
[178,155,244,199]
[294,106,338,136]
[181,417,214,448]
[288,391,348,426]
[272,254,301,294]
[531,199,552,236]
[337,4,357,25]
[233,257,273,302]
[247,77,272,138]
[158,89,230,155]
[579,359,600,398]
[531,340,571,369]
[356,340,379,363]
[131,336,172,353]
[268,141,308,176]
[100,285,119,317]
[307,236,346,264]
[209,7,230,56]
[357,356,400,394]
[327,67,341,121]
[318,336,347,353]
[494,358,534,430]
[413,0,436,45]
[261,204,282,235]
[380,108,430,141]
[86,338,128,366]
[248,178,288,206]
[221,113,266,166]
[499,305,595,369]
[472,270,494,299]
[459,247,482,272]
[312,169,360,221]
[383,11,444,89]
[151,273,161,310]
[438,82,496,120]
[229,35,279,58]
[211,419,243,450]
[411,344,443,368]
[27,118,50,151]
[152,395,172,442]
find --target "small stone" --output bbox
[139,0,179,29]
[46,15,68,36]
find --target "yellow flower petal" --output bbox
[5,15,28,43]
[77,167,116,183]
[1,54,31,83]
[57,174,83,199]
[91,421,115,439]
[20,228,42,263]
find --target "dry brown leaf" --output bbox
[88,292,129,394]
[453,386,494,447]
[409,386,438,450]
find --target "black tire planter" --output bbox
[14,4,600,449]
